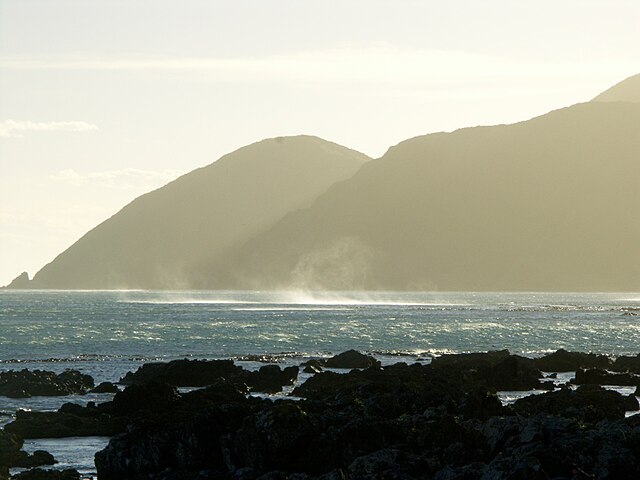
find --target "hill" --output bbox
[17,136,369,289]
[220,101,640,291]
[591,73,640,103]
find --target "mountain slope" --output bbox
[24,136,369,289]
[223,101,640,292]
[591,73,640,103]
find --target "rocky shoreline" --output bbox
[2,349,640,479]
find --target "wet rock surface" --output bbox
[10,469,80,480]
[571,368,640,386]
[119,359,298,394]
[0,370,94,399]
[90,351,640,480]
[3,350,640,479]
[532,348,612,372]
[612,353,640,373]
[0,431,55,469]
[90,382,119,394]
[322,350,381,369]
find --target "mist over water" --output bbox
[1,289,639,477]
[1,291,639,378]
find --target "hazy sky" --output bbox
[1,0,639,286]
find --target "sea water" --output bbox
[1,290,639,478]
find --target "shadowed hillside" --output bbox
[221,99,640,291]
[21,136,369,289]
[8,74,640,291]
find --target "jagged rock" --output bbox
[323,350,381,369]
[571,368,640,386]
[513,384,637,422]
[477,355,542,391]
[246,365,299,393]
[431,350,542,391]
[95,401,256,480]
[10,469,80,480]
[347,449,423,477]
[81,355,640,480]
[301,359,323,370]
[119,359,298,393]
[534,348,612,372]
[232,402,321,473]
[90,382,119,393]
[303,364,322,374]
[431,350,512,368]
[4,407,125,439]
[119,359,243,387]
[5,272,30,289]
[612,353,640,373]
[111,382,181,415]
[0,369,94,398]
[0,430,55,468]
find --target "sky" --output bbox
[0,0,639,286]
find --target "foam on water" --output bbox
[2,290,640,476]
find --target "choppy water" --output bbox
[1,290,640,478]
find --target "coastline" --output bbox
[2,348,640,479]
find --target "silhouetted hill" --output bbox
[592,73,640,103]
[21,136,369,289]
[9,74,640,291]
[222,101,640,291]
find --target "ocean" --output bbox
[1,290,639,478]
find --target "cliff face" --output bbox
[26,136,369,289]
[224,101,640,292]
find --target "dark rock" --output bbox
[180,379,249,406]
[431,350,542,391]
[232,401,320,473]
[347,448,423,477]
[0,369,94,398]
[431,349,512,369]
[303,364,322,374]
[301,359,323,370]
[432,463,486,480]
[4,408,125,439]
[246,365,299,393]
[95,402,255,480]
[478,355,542,391]
[323,350,381,369]
[111,382,181,415]
[0,429,22,458]
[119,359,297,393]
[0,430,55,468]
[513,384,634,422]
[119,359,243,387]
[459,387,506,421]
[538,380,555,391]
[571,368,640,386]
[10,468,80,480]
[534,348,612,372]
[612,353,640,373]
[623,393,639,411]
[90,381,119,393]
[77,356,640,480]
[0,466,7,480]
